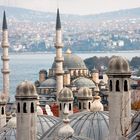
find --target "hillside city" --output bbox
[0,6,140,52]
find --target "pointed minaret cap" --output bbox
[90,96,104,112]
[2,11,8,30]
[56,8,61,30]
[58,104,74,137]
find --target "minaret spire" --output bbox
[1,11,10,101]
[54,8,64,99]
[56,8,61,30]
[2,11,7,30]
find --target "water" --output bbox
[0,51,139,101]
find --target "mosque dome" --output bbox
[107,56,130,74]
[40,78,56,88]
[41,111,109,140]
[52,50,87,70]
[128,111,140,140]
[39,69,47,74]
[72,77,96,88]
[77,87,92,99]
[16,81,38,97]
[0,115,60,140]
[58,87,74,101]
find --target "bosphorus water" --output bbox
[0,51,139,101]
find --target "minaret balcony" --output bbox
[55,70,64,75]
[1,56,9,61]
[54,43,63,48]
[55,57,64,62]
[1,69,10,73]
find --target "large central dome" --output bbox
[52,49,87,70]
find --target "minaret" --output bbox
[15,81,38,140]
[1,11,10,101]
[55,8,64,97]
[107,56,131,139]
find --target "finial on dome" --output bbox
[58,104,74,137]
[94,83,100,95]
[66,48,72,54]
[90,96,104,112]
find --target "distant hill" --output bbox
[0,6,140,22]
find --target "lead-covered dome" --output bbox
[0,115,60,140]
[77,87,92,99]
[16,81,38,97]
[41,111,109,140]
[108,56,130,74]
[72,77,96,88]
[58,87,74,101]
[40,78,56,88]
[52,50,87,70]
[128,111,140,140]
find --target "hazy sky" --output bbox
[1,0,140,15]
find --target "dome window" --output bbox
[60,103,62,111]
[109,80,112,91]
[79,102,81,110]
[23,103,27,113]
[124,80,128,91]
[31,102,34,113]
[89,102,91,109]
[1,107,4,115]
[116,80,120,92]
[69,103,72,111]
[17,103,20,113]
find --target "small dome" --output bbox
[72,77,96,88]
[90,96,104,112]
[41,111,109,140]
[0,115,60,140]
[40,78,56,88]
[77,87,92,99]
[108,56,130,74]
[7,116,16,128]
[99,80,105,86]
[52,52,87,70]
[16,81,38,97]
[58,87,74,101]
[39,69,47,74]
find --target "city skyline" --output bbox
[0,0,140,15]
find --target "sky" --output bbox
[0,0,140,15]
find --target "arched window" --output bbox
[110,80,112,91]
[69,103,72,111]
[64,103,66,108]
[60,103,62,111]
[17,103,20,113]
[88,102,91,109]
[31,102,34,113]
[83,103,86,109]
[79,102,81,110]
[124,80,128,91]
[23,103,27,113]
[1,107,4,115]
[116,80,120,92]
